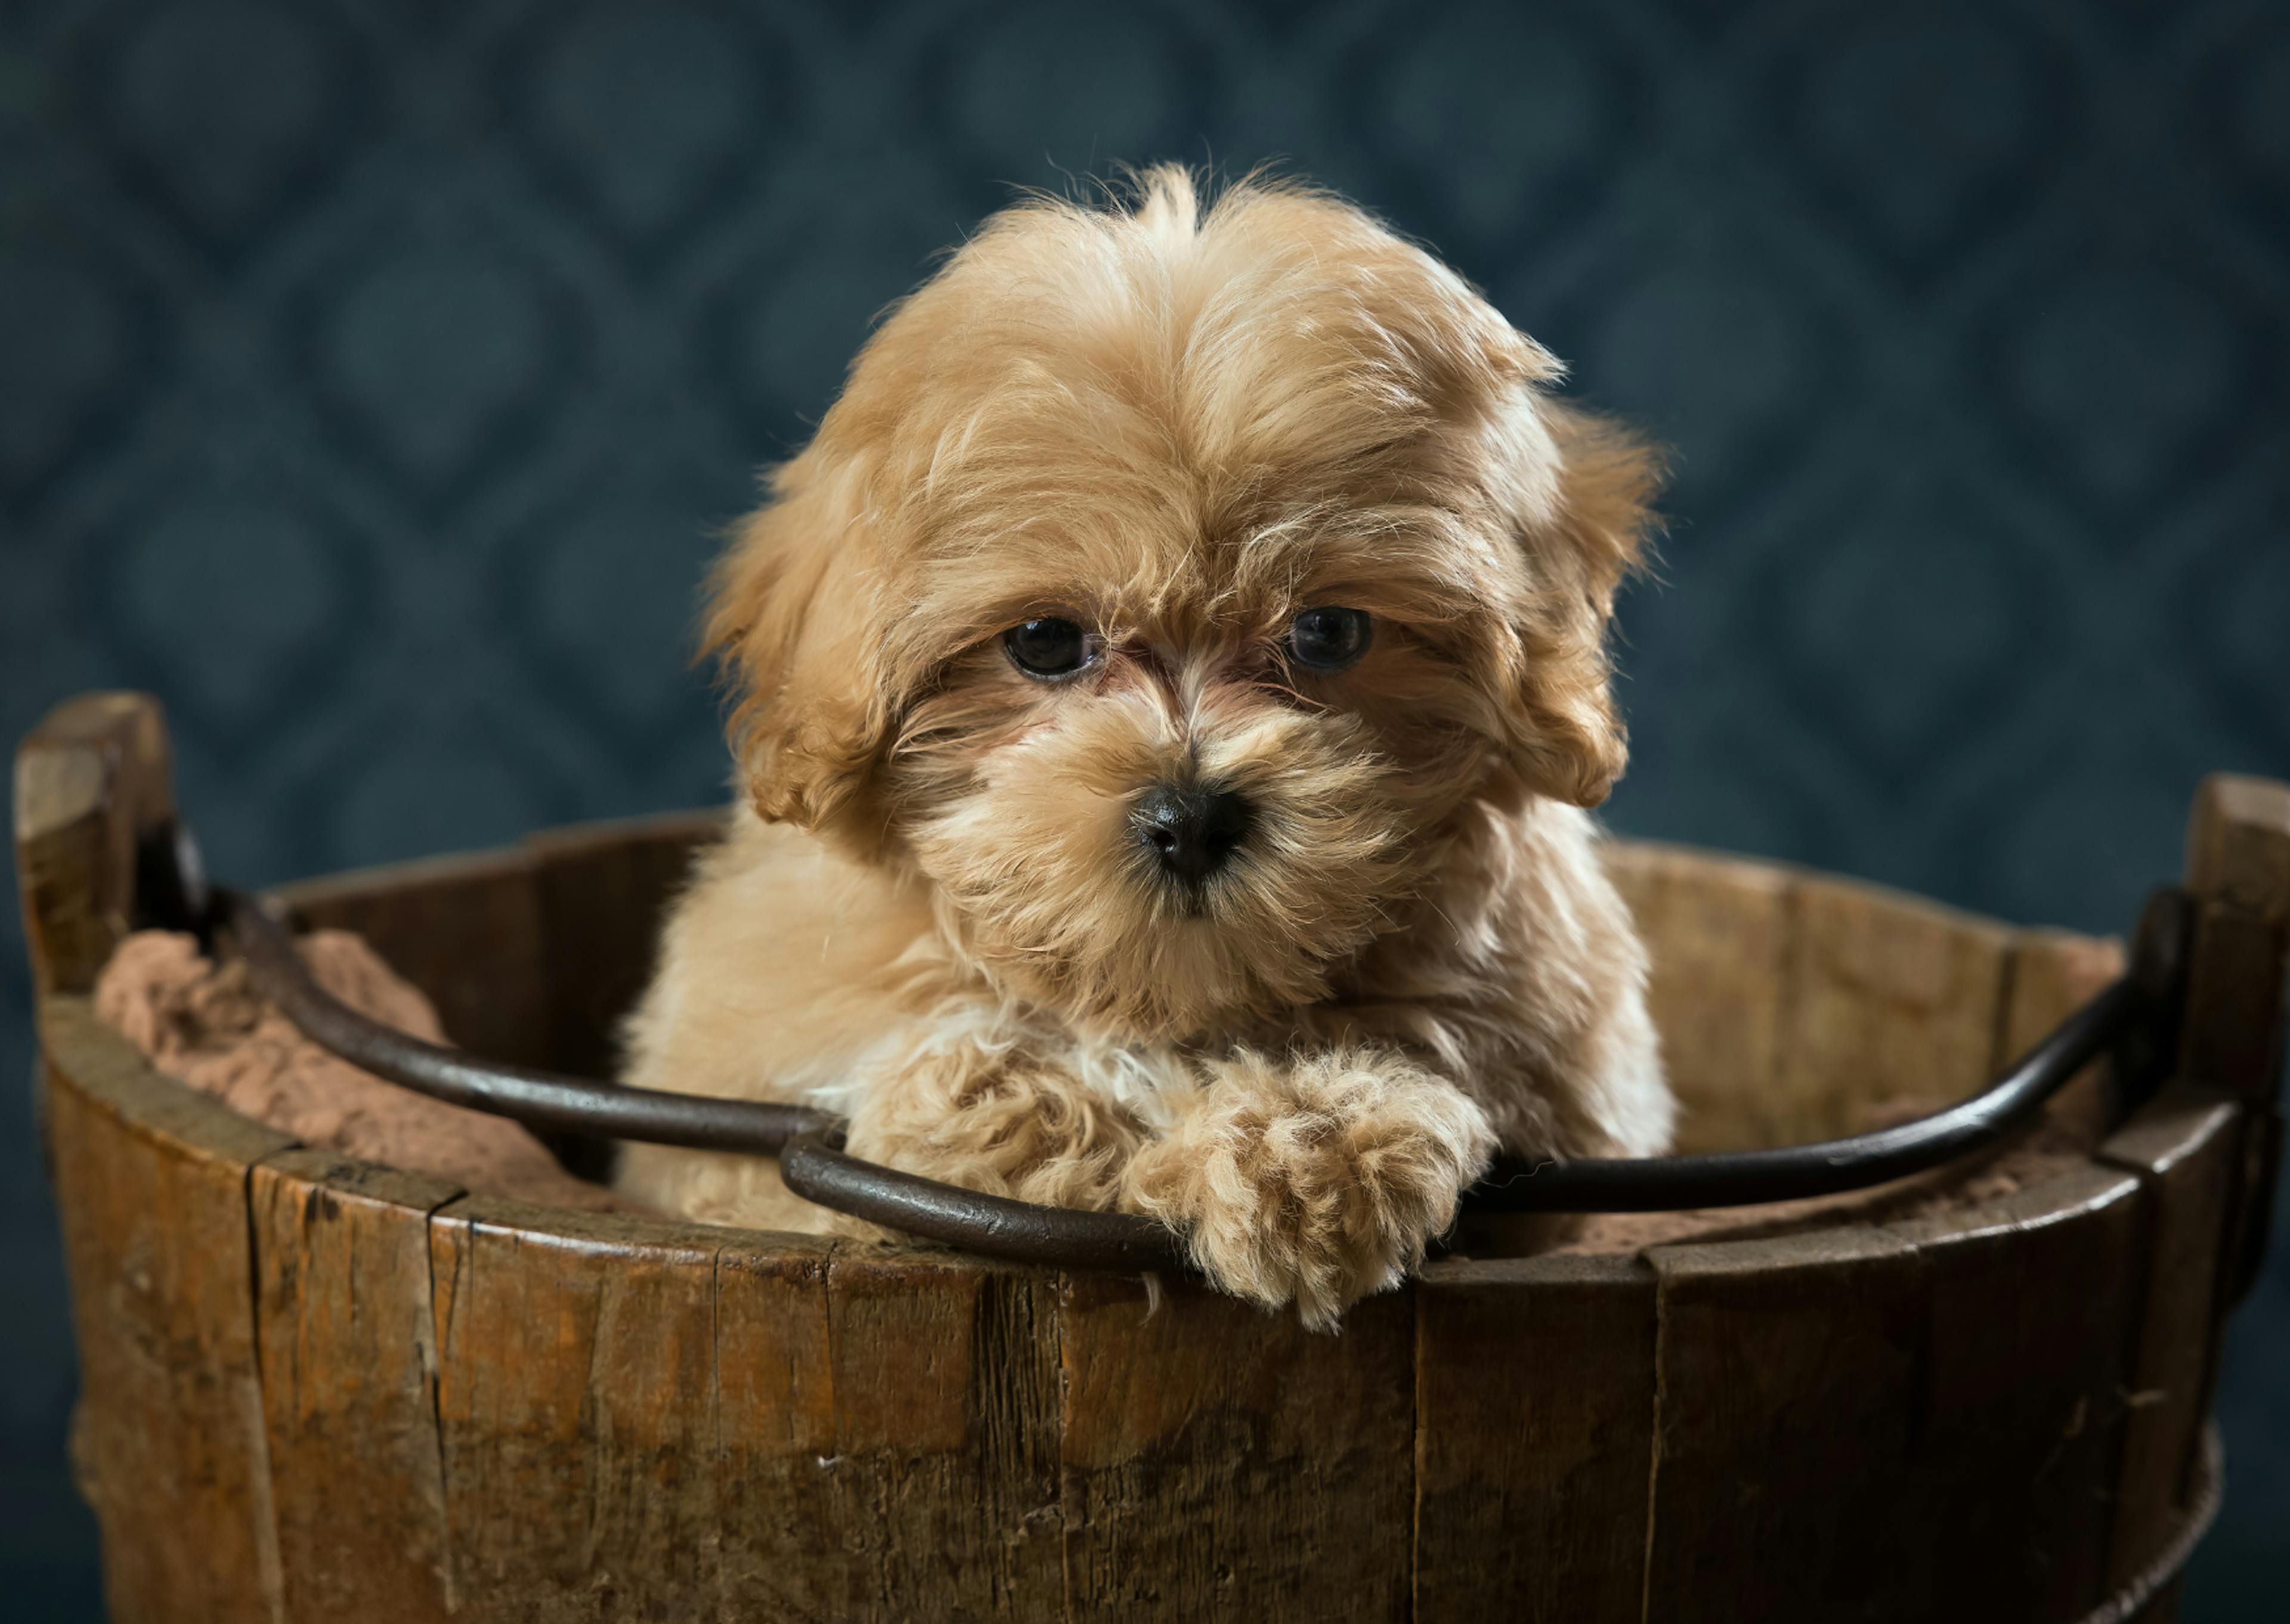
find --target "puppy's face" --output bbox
[708,172,1655,1043]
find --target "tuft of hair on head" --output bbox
[1122,162,1202,240]
[1000,159,1359,268]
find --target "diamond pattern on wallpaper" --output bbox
[317,706,564,861]
[2167,487,2290,764]
[76,0,367,264]
[1772,2,2073,287]
[2200,9,2290,225]
[498,472,728,742]
[0,233,154,508]
[1754,482,2051,788]
[1979,748,2212,932]
[701,209,946,449]
[1,1,2286,1616]
[1559,254,1843,523]
[295,234,584,512]
[923,0,1220,183]
[2207,558,2290,743]
[82,478,369,751]
[1347,1,1641,262]
[1984,254,2263,531]
[502,0,793,275]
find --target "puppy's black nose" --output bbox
[1132,782,1252,887]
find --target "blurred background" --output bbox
[1,0,2283,1616]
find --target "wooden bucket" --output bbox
[17,692,2286,1624]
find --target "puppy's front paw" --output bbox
[1125,1052,1496,1331]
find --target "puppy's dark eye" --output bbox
[1287,606,1372,672]
[1004,617,1100,679]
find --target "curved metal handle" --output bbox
[208,859,2191,1276]
[1471,969,2153,1211]
[780,1132,1188,1272]
[224,888,838,1154]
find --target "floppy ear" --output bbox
[1500,401,1663,808]
[704,454,893,836]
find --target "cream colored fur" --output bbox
[617,168,1672,1329]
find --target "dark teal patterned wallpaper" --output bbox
[2,2,2283,1616]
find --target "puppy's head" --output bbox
[708,169,1657,1042]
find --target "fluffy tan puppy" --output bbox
[617,168,1672,1328]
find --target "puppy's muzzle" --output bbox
[1132,782,1252,889]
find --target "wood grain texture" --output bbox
[274,847,553,1068]
[2165,773,2288,1496]
[1607,842,1796,1151]
[38,997,296,1624]
[524,810,722,1078]
[2001,928,2127,1140]
[426,1196,729,1622]
[1775,876,2015,1141]
[1641,1225,1926,1623]
[2178,900,2288,1104]
[1886,1166,2146,1623]
[13,691,174,997]
[711,1233,840,1620]
[1413,1252,1655,1620]
[251,1149,464,1624]
[2173,777,2289,1316]
[2096,1087,2242,1591]
[2182,774,2290,928]
[803,1248,1064,1622]
[1057,1272,1412,1623]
